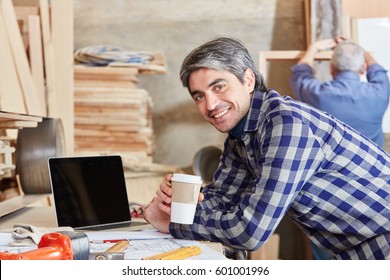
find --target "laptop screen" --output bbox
[48,155,131,228]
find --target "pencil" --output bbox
[105,240,129,253]
[143,246,202,260]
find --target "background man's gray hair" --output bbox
[180,36,267,92]
[331,41,365,73]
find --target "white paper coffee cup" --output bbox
[170,173,202,224]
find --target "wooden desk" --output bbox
[0,205,150,231]
[0,206,227,260]
[0,194,51,220]
[0,206,57,230]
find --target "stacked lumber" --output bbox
[73,53,172,202]
[74,65,155,157]
[0,0,74,154]
[0,0,43,116]
[73,45,167,159]
[0,1,72,199]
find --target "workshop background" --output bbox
[73,0,390,167]
[73,1,308,259]
[1,0,390,260]
[74,0,304,168]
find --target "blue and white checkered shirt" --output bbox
[169,89,390,259]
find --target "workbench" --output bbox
[0,205,227,260]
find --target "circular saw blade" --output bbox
[16,118,66,194]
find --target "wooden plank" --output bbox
[74,64,140,76]
[28,15,46,116]
[74,87,148,94]
[39,0,56,117]
[259,50,332,60]
[109,62,167,74]
[342,0,390,18]
[74,125,153,133]
[74,80,139,88]
[1,0,43,116]
[74,141,152,147]
[258,50,332,81]
[74,106,144,113]
[74,129,153,138]
[75,117,147,126]
[14,6,39,51]
[50,0,74,155]
[75,111,148,119]
[0,194,50,218]
[0,121,39,128]
[73,64,155,157]
[304,0,311,48]
[0,8,26,114]
[0,206,57,230]
[74,65,140,86]
[0,112,42,130]
[13,0,40,6]
[0,111,42,122]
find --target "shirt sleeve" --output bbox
[366,63,390,97]
[169,113,325,250]
[290,63,323,107]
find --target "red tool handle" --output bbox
[0,232,74,260]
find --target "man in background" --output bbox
[290,37,390,148]
[290,37,390,259]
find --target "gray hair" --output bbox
[180,36,266,92]
[331,41,365,73]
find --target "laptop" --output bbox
[48,155,149,231]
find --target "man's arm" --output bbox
[298,39,336,67]
[364,51,390,96]
[290,38,337,103]
[169,114,325,251]
[364,51,376,67]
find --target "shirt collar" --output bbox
[334,71,360,81]
[228,112,248,138]
[228,90,266,138]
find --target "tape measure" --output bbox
[143,246,202,260]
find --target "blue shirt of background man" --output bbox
[290,63,390,147]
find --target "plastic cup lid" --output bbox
[171,173,202,184]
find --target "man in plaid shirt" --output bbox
[144,36,390,259]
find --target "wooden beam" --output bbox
[28,15,46,116]
[14,6,39,51]
[258,50,332,81]
[50,0,74,155]
[39,0,55,117]
[0,7,26,114]
[0,121,39,128]
[0,111,42,122]
[342,0,390,18]
[1,0,43,116]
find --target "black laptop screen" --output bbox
[48,155,131,228]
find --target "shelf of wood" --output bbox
[0,111,42,129]
[75,52,167,75]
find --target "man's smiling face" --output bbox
[188,68,255,133]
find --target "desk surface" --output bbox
[0,206,227,260]
[0,194,51,219]
[0,206,156,231]
[0,206,58,230]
